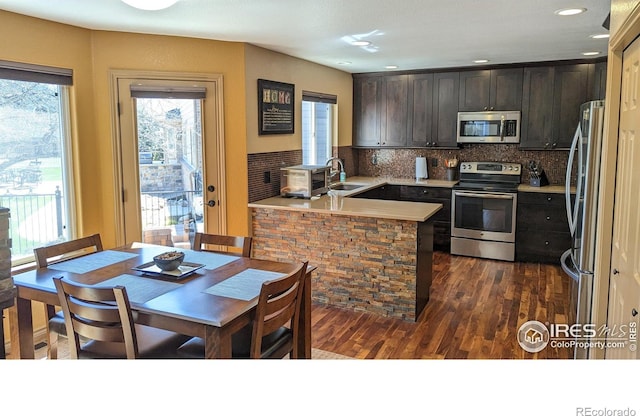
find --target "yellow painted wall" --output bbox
[1,10,354,345]
[245,44,353,154]
[89,31,248,243]
[611,0,640,34]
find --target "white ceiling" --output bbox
[0,0,611,73]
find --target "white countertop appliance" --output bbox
[280,164,330,198]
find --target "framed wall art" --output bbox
[258,79,294,135]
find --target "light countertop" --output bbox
[345,176,458,189]
[518,184,574,194]
[249,176,444,222]
[249,195,441,222]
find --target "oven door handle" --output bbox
[453,191,514,200]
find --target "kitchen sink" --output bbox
[329,183,365,191]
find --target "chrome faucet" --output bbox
[326,157,345,187]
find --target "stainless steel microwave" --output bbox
[280,165,330,198]
[456,111,521,144]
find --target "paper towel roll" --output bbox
[416,157,428,179]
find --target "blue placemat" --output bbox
[48,250,139,274]
[182,251,240,270]
[203,268,287,301]
[95,274,180,304]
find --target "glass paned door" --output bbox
[117,78,222,247]
[135,98,203,248]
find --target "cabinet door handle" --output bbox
[547,197,552,201]
[613,269,620,275]
[545,241,549,245]
[632,309,638,317]
[546,216,550,221]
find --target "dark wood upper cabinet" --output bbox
[458,70,490,111]
[491,68,523,110]
[590,61,608,100]
[459,68,523,111]
[407,73,433,147]
[552,64,589,148]
[383,75,409,147]
[521,67,554,149]
[431,72,460,148]
[521,64,591,150]
[353,59,605,150]
[353,76,384,147]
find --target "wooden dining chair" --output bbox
[53,277,190,359]
[192,232,252,257]
[177,260,308,359]
[33,233,104,359]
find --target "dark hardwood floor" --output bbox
[311,251,572,359]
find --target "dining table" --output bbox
[11,242,312,359]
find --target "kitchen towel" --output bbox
[416,157,428,179]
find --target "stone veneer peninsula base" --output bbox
[250,200,438,321]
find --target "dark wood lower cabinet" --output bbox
[352,184,452,252]
[516,191,571,264]
[399,186,451,251]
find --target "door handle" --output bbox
[207,200,216,207]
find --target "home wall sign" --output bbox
[258,79,294,135]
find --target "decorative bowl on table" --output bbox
[153,251,185,271]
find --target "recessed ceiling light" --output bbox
[121,0,179,10]
[473,59,490,64]
[590,34,610,39]
[351,40,371,47]
[337,61,352,65]
[385,65,398,69]
[554,8,587,16]
[582,51,601,56]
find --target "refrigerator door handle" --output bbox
[566,124,581,236]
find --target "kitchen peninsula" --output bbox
[248,178,449,321]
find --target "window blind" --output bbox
[0,60,73,85]
[302,90,337,104]
[129,85,206,99]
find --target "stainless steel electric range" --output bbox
[451,161,522,261]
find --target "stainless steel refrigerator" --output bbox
[561,99,605,359]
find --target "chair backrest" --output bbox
[250,261,308,358]
[192,232,252,257]
[53,277,139,359]
[34,234,103,268]
[142,228,174,247]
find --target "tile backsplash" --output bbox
[247,144,574,202]
[355,144,573,185]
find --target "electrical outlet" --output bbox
[263,171,271,184]
[431,158,438,167]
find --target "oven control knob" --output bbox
[508,166,513,171]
